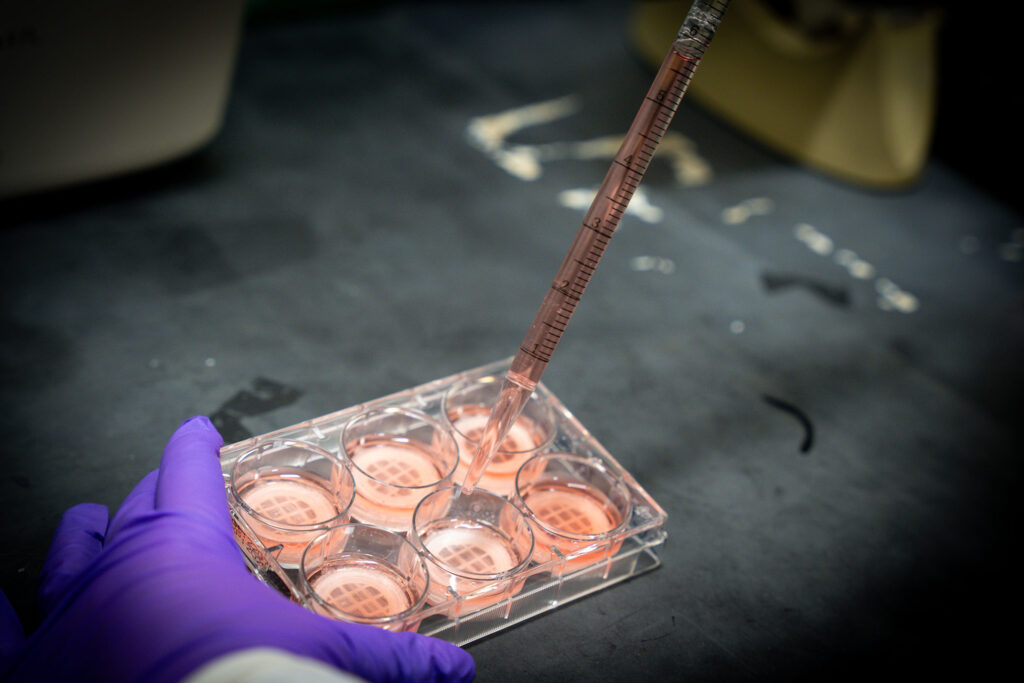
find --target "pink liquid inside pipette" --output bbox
[460,1,729,494]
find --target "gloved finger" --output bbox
[155,416,228,530]
[104,469,159,541]
[36,503,109,617]
[320,620,476,683]
[385,631,475,683]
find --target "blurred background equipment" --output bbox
[0,1,245,199]
[630,0,941,188]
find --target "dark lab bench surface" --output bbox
[2,2,1021,681]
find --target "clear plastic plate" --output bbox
[220,358,668,646]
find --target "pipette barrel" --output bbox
[461,0,729,494]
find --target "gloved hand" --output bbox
[4,416,475,683]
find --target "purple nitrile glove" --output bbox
[5,416,475,683]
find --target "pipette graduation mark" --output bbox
[461,0,731,494]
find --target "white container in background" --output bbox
[0,1,245,198]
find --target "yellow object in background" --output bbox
[630,0,942,188]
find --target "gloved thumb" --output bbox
[37,503,109,618]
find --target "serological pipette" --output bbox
[461,0,730,494]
